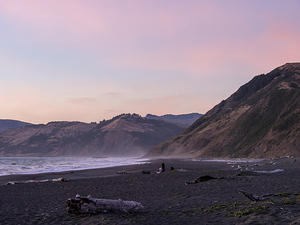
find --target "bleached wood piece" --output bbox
[66,195,144,214]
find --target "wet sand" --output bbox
[0,158,299,225]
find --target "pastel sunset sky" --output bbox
[0,0,299,123]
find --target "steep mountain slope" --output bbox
[0,119,32,133]
[146,113,202,127]
[148,63,300,158]
[0,114,184,157]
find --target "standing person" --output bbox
[161,162,165,172]
[157,162,166,174]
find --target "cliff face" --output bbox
[148,63,300,158]
[0,114,184,157]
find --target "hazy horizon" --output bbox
[1,0,300,123]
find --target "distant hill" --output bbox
[148,63,300,158]
[0,114,184,157]
[0,119,32,133]
[146,113,202,128]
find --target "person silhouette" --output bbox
[156,162,166,174]
[161,162,165,172]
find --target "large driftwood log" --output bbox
[66,195,144,214]
[239,190,268,201]
[239,190,298,202]
[5,177,68,185]
[185,175,225,185]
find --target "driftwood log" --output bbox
[66,195,144,214]
[5,177,68,185]
[239,190,268,201]
[239,190,298,202]
[185,175,224,185]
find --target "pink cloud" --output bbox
[0,1,298,74]
[1,1,299,123]
[0,1,235,46]
[120,94,215,117]
[66,97,97,104]
[110,14,300,78]
[0,0,107,44]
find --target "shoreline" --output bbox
[0,157,299,224]
[0,157,269,183]
[0,155,272,177]
[0,160,155,185]
[0,157,293,185]
[0,156,150,180]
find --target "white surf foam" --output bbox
[0,157,148,176]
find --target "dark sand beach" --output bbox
[0,158,299,225]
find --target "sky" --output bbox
[0,0,299,124]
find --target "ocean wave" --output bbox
[0,157,148,176]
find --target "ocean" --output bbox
[0,157,147,176]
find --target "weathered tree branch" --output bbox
[239,190,298,202]
[66,195,144,214]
